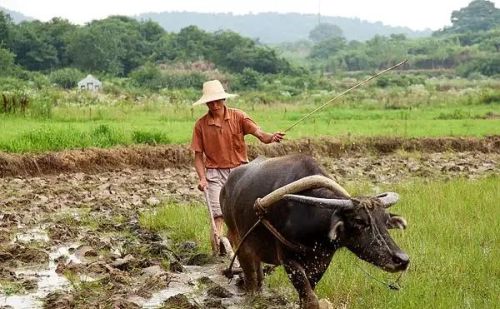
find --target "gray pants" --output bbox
[206,168,233,218]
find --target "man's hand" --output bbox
[271,132,285,143]
[253,129,285,144]
[198,178,208,191]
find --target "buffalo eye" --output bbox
[352,217,368,229]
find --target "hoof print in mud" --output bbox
[197,276,215,285]
[207,284,233,298]
[169,260,184,273]
[162,294,200,309]
[186,253,214,266]
[44,291,75,309]
[204,298,226,308]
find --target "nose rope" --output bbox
[355,263,406,291]
[354,198,405,290]
[355,198,394,255]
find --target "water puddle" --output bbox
[0,244,80,309]
[140,264,245,308]
[12,227,50,244]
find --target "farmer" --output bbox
[191,80,284,246]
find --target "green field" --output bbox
[1,101,498,153]
[140,177,499,308]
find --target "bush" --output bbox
[0,92,30,114]
[29,96,53,118]
[0,47,17,76]
[457,54,500,77]
[132,131,170,145]
[162,72,206,89]
[91,124,124,147]
[129,63,164,90]
[49,68,85,89]
[130,63,207,90]
[479,90,500,104]
[232,68,262,90]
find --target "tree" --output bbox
[66,16,156,75]
[0,12,13,47]
[308,37,346,59]
[140,20,165,42]
[44,18,78,67]
[49,68,84,89]
[172,25,210,60]
[309,23,343,43]
[449,0,500,33]
[10,21,58,70]
[0,47,16,75]
[66,26,122,74]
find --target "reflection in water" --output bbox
[0,244,79,309]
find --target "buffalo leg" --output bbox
[284,259,319,309]
[256,261,264,289]
[238,245,260,292]
[304,256,332,290]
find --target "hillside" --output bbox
[137,11,432,43]
[0,6,33,23]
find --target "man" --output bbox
[191,80,284,247]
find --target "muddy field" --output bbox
[0,137,498,308]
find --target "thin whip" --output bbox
[283,59,408,133]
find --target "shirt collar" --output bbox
[208,106,230,126]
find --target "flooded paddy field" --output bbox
[0,137,498,308]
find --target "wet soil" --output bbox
[0,136,498,177]
[0,137,498,308]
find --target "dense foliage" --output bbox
[297,0,499,76]
[0,14,291,77]
[0,0,498,91]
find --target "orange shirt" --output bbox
[191,107,259,168]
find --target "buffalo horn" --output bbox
[258,175,351,209]
[283,194,355,208]
[376,192,400,207]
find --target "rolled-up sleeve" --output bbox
[239,111,259,135]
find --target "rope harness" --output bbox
[350,197,406,290]
[224,196,405,291]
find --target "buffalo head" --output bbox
[285,191,409,272]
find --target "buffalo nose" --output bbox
[393,252,409,268]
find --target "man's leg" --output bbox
[206,169,225,239]
[214,216,224,238]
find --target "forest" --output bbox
[0,0,498,91]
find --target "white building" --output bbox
[78,75,102,91]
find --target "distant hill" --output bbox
[137,12,432,43]
[0,6,33,23]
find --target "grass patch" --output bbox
[132,130,171,145]
[0,280,25,296]
[140,177,499,308]
[0,100,498,153]
[267,176,500,308]
[139,201,212,254]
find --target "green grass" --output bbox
[268,176,500,308]
[140,201,213,253]
[0,102,498,153]
[140,176,499,308]
[0,280,25,296]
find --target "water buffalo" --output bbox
[220,154,409,309]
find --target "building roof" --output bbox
[78,74,102,86]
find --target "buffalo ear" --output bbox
[328,212,344,241]
[388,214,407,229]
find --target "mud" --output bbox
[0,136,498,177]
[0,137,498,308]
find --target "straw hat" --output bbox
[192,80,238,106]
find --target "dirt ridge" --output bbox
[1,136,498,178]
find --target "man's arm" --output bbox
[252,129,285,144]
[194,151,208,191]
